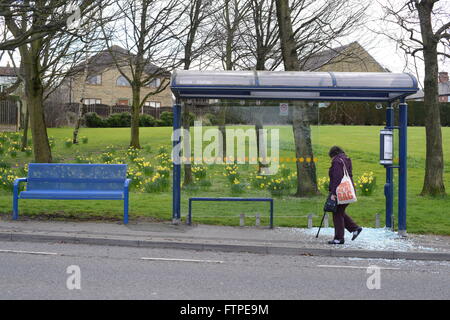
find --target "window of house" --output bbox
[117,99,129,106]
[142,101,161,114]
[147,78,161,88]
[144,101,161,108]
[116,75,131,86]
[86,74,102,85]
[83,98,101,105]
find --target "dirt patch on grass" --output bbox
[0,212,168,224]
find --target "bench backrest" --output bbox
[27,164,127,191]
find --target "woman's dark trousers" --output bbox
[333,204,359,240]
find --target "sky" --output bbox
[1,0,449,89]
[359,0,450,89]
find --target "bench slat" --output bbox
[27,178,126,183]
[20,190,124,200]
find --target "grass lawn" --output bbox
[0,125,449,235]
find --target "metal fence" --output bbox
[69,103,172,119]
[0,99,19,131]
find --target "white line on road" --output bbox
[0,249,58,256]
[141,257,224,264]
[317,265,400,270]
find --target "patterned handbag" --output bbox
[323,193,337,213]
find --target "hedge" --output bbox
[84,102,450,128]
[84,112,174,128]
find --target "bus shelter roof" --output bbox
[170,70,418,103]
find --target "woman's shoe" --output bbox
[327,239,345,245]
[352,227,363,241]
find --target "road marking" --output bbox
[0,249,58,256]
[141,257,224,264]
[317,265,400,270]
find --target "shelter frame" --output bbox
[170,71,419,235]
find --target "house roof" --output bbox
[407,81,450,100]
[0,66,17,77]
[72,45,170,78]
[299,42,387,72]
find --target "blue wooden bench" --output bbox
[13,163,131,224]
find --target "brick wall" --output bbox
[70,67,173,107]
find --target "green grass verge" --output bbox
[0,125,449,235]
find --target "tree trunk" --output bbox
[255,57,267,171]
[26,87,52,163]
[21,103,29,151]
[130,86,141,149]
[254,107,268,172]
[292,103,319,196]
[218,105,227,161]
[72,103,87,144]
[417,1,446,196]
[276,0,318,196]
[420,48,445,196]
[73,51,89,145]
[18,41,52,163]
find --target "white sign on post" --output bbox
[384,134,393,160]
[279,103,289,116]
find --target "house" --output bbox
[300,41,387,72]
[438,72,450,102]
[407,72,450,102]
[68,46,172,110]
[0,63,21,131]
[0,63,19,93]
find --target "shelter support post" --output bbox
[172,103,182,224]
[385,103,394,229]
[398,99,408,236]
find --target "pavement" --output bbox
[0,216,449,261]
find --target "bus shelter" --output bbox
[170,70,418,235]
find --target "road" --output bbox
[0,240,449,300]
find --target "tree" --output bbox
[102,0,185,149]
[1,0,111,162]
[381,0,448,196]
[72,50,89,145]
[0,0,73,50]
[239,0,280,172]
[275,0,367,196]
[212,0,251,160]
[239,0,280,71]
[178,0,219,185]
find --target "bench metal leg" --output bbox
[124,194,129,224]
[187,199,192,225]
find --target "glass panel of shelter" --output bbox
[180,98,321,227]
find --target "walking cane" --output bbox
[316,211,327,238]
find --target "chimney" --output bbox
[438,71,449,83]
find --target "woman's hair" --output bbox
[328,146,345,158]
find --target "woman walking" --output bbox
[328,146,362,245]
